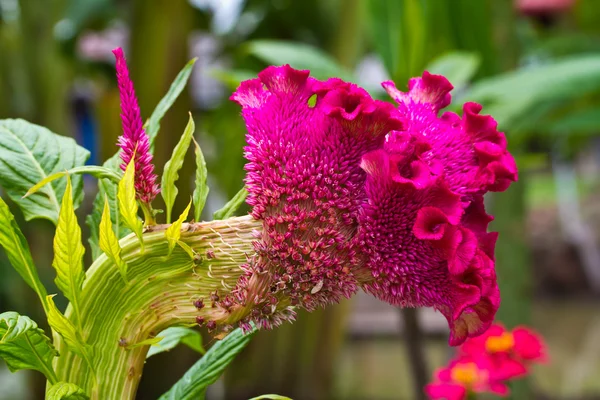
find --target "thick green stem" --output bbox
[52,216,260,399]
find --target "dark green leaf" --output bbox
[145,58,198,151]
[0,119,90,224]
[0,312,58,383]
[162,114,195,223]
[158,326,257,400]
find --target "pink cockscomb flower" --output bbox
[426,357,512,400]
[224,66,516,342]
[226,65,403,330]
[461,323,548,366]
[112,47,159,204]
[359,72,517,345]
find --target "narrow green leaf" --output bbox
[162,114,195,223]
[24,166,121,198]
[52,176,85,329]
[118,158,143,246]
[159,326,257,400]
[0,119,90,224]
[47,382,89,400]
[248,395,292,400]
[165,200,191,256]
[213,187,248,220]
[0,312,58,384]
[425,51,481,91]
[192,138,209,222]
[46,295,90,362]
[145,58,198,151]
[0,197,49,314]
[245,40,354,81]
[99,195,127,282]
[147,327,204,358]
[87,153,130,260]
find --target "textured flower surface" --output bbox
[224,66,517,344]
[113,47,159,203]
[225,65,403,330]
[360,72,517,345]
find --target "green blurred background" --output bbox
[1,0,600,398]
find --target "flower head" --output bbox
[359,72,517,345]
[426,323,548,399]
[461,323,548,365]
[426,357,511,400]
[226,65,402,329]
[112,47,159,204]
[223,67,516,345]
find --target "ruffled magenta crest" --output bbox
[229,66,517,345]
[228,65,403,331]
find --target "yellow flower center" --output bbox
[485,332,515,353]
[450,362,480,386]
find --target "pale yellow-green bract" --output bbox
[52,176,85,328]
[99,195,128,282]
[118,158,143,247]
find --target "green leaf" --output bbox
[118,158,143,247]
[147,327,205,358]
[545,108,600,136]
[245,40,354,81]
[0,312,58,384]
[459,55,600,127]
[87,153,130,260]
[52,176,85,328]
[158,326,257,400]
[192,138,209,222]
[0,119,90,224]
[213,187,247,220]
[165,200,191,256]
[47,382,89,400]
[99,195,127,282]
[162,114,195,223]
[46,295,90,362]
[248,396,292,400]
[425,51,481,90]
[0,197,49,314]
[145,58,198,151]
[24,166,121,198]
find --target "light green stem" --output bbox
[52,216,261,399]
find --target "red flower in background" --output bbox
[426,324,548,399]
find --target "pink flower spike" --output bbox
[112,47,159,204]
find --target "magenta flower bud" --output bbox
[112,47,159,204]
